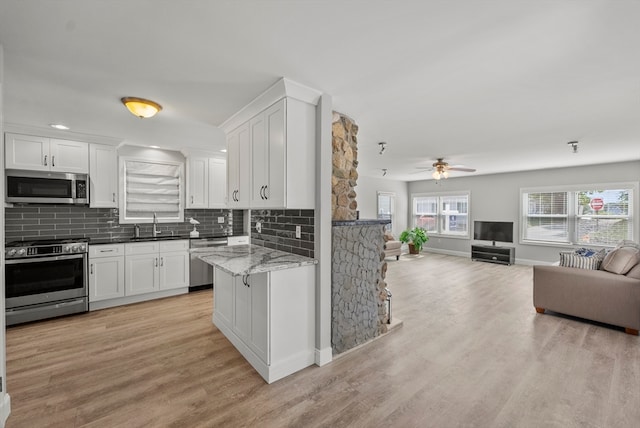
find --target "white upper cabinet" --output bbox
[225,96,316,210]
[186,155,227,209]
[89,144,118,208]
[186,156,209,208]
[226,122,251,209]
[208,158,227,208]
[5,133,88,173]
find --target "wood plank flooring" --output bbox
[6,253,640,427]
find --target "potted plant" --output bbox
[399,227,429,254]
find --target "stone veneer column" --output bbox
[332,112,359,221]
[331,221,389,354]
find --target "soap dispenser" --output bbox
[189,217,200,238]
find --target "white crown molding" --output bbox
[220,77,322,134]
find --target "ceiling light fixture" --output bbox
[567,140,579,154]
[378,142,387,155]
[49,123,69,130]
[431,166,449,180]
[220,149,227,153]
[121,97,162,118]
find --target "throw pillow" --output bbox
[383,231,394,242]
[601,247,640,275]
[559,248,606,270]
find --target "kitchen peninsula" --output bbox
[199,245,317,383]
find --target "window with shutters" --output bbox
[521,183,636,246]
[119,158,184,224]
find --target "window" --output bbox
[377,192,395,232]
[412,192,470,237]
[522,184,636,246]
[120,158,184,224]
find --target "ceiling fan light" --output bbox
[432,171,440,180]
[121,97,162,118]
[443,171,449,179]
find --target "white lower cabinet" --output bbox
[212,264,315,383]
[89,244,125,301]
[89,240,189,310]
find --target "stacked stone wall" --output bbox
[332,112,358,221]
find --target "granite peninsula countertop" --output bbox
[197,244,317,276]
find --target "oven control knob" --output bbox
[7,249,16,257]
[64,245,72,253]
[17,249,26,256]
[78,244,87,252]
[71,245,79,252]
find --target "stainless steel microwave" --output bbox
[6,169,89,205]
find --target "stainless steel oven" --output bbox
[5,239,89,325]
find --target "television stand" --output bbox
[471,244,515,265]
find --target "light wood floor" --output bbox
[6,253,640,427]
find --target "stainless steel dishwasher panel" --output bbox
[189,237,228,288]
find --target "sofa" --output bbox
[383,231,402,260]
[533,243,640,335]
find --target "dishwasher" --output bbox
[189,237,228,290]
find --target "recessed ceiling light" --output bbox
[49,124,69,130]
[149,145,160,149]
[220,149,227,153]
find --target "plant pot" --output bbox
[408,243,419,254]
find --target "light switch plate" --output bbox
[295,225,301,239]
[217,217,225,223]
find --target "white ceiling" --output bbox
[1,0,639,181]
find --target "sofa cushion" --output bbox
[602,247,640,275]
[384,240,402,250]
[559,249,606,270]
[626,263,640,279]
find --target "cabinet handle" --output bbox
[260,185,266,200]
[155,257,158,267]
[52,156,55,167]
[264,185,268,200]
[43,155,47,166]
[112,193,116,203]
[160,257,164,267]
[90,263,94,275]
[242,274,250,287]
[191,196,194,204]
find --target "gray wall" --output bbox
[356,177,409,238]
[407,160,640,264]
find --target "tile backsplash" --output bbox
[250,209,315,258]
[5,205,245,242]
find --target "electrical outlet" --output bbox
[217,217,225,223]
[295,225,301,239]
[256,221,262,234]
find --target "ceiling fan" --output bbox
[415,158,476,179]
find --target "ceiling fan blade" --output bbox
[447,167,476,172]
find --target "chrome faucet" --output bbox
[152,212,161,237]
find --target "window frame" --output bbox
[520,182,638,247]
[411,191,471,238]
[377,191,396,234]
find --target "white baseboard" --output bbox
[315,347,333,366]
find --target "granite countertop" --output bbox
[197,244,317,276]
[89,234,229,245]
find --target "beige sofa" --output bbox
[533,245,640,335]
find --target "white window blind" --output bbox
[122,159,184,223]
[522,185,635,246]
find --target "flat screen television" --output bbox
[473,221,514,245]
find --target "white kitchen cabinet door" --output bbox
[159,251,189,290]
[125,253,160,296]
[250,112,267,208]
[89,144,118,208]
[263,99,286,208]
[5,133,49,171]
[248,272,269,364]
[208,158,227,208]
[233,274,251,343]
[89,256,125,301]
[226,122,250,208]
[50,139,89,173]
[187,157,209,208]
[214,268,233,328]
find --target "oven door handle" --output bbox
[5,254,85,264]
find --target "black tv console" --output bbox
[471,244,515,265]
